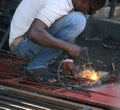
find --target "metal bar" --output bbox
[108,0,117,18]
[0,85,102,110]
[1,92,70,110]
[0,96,41,110]
[0,26,10,49]
[0,102,19,110]
[0,92,71,110]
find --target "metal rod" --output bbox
[108,0,117,18]
[0,85,97,109]
[0,27,10,49]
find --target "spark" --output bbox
[80,69,100,81]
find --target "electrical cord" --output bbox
[57,59,91,97]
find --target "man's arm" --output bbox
[28,18,82,58]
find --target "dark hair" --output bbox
[90,0,106,8]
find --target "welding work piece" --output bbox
[55,47,112,97]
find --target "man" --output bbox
[9,0,106,82]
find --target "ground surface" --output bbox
[75,37,120,76]
[0,51,120,110]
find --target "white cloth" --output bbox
[9,0,74,45]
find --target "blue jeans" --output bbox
[12,12,87,70]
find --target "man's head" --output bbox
[72,0,106,15]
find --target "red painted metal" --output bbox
[0,52,120,109]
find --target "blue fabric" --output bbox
[12,11,87,70]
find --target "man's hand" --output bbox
[61,60,80,77]
[65,43,82,59]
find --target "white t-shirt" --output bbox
[9,0,74,45]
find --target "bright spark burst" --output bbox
[80,69,100,81]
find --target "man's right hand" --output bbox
[65,43,82,59]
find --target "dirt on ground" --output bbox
[75,37,120,76]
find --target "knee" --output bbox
[68,12,87,32]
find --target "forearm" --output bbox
[28,28,70,52]
[28,18,71,52]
